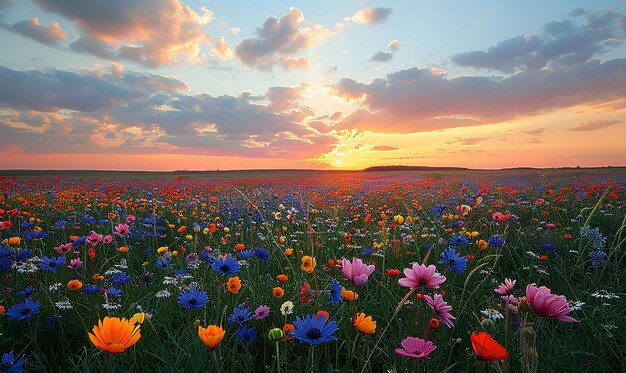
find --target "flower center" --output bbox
[306,327,322,339]
[189,298,197,305]
[21,307,31,315]
[220,265,230,272]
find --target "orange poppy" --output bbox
[272,287,285,298]
[354,313,376,334]
[276,274,288,282]
[67,279,83,291]
[470,332,509,361]
[301,256,317,274]
[198,325,225,350]
[88,317,141,354]
[227,276,242,294]
[316,310,330,321]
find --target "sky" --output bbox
[0,1,625,170]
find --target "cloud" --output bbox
[351,7,392,25]
[331,58,626,133]
[451,8,625,73]
[33,0,209,67]
[520,127,546,136]
[213,36,234,59]
[445,137,487,145]
[0,65,337,158]
[10,17,67,46]
[234,7,333,71]
[569,119,622,131]
[371,145,398,151]
[387,39,402,51]
[370,51,393,62]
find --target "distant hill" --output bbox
[363,165,469,172]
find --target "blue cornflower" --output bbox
[488,235,506,248]
[238,250,255,260]
[155,257,169,268]
[178,289,209,310]
[83,285,103,294]
[106,287,122,297]
[291,314,339,345]
[46,315,62,330]
[328,279,343,306]
[227,305,252,325]
[438,248,468,273]
[235,325,256,343]
[15,249,31,262]
[6,299,41,322]
[211,255,240,276]
[72,236,86,247]
[449,235,469,247]
[589,251,607,267]
[362,246,375,256]
[199,251,215,265]
[0,351,27,373]
[111,272,131,286]
[40,256,65,273]
[18,287,33,298]
[539,242,557,253]
[253,247,270,261]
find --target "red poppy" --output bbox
[300,281,312,304]
[470,332,509,361]
[385,269,400,277]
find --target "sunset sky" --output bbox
[0,1,625,170]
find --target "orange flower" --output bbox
[272,287,285,298]
[540,255,548,262]
[564,234,572,239]
[0,305,5,315]
[354,313,376,334]
[301,255,317,274]
[234,243,245,252]
[117,246,128,253]
[470,332,509,361]
[88,317,141,354]
[341,288,359,302]
[282,323,294,334]
[67,279,83,291]
[385,269,400,277]
[208,223,217,233]
[316,310,330,321]
[476,239,489,250]
[227,276,242,294]
[429,318,440,329]
[284,248,293,256]
[276,274,288,283]
[177,226,186,234]
[198,325,225,350]
[8,237,20,247]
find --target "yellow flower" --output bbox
[185,234,193,240]
[393,215,404,225]
[130,312,147,325]
[476,239,489,250]
[8,237,20,247]
[301,255,317,273]
[198,325,225,350]
[354,313,376,334]
[157,246,169,255]
[285,248,293,256]
[88,317,141,354]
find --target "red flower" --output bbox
[385,269,400,277]
[470,332,509,361]
[300,281,312,304]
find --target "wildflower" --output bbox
[354,313,376,334]
[0,305,5,314]
[268,328,284,342]
[54,243,73,255]
[129,312,146,325]
[424,294,456,328]
[227,276,242,294]
[449,235,469,247]
[236,325,256,343]
[398,263,446,290]
[111,272,131,286]
[282,323,295,335]
[429,318,440,329]
[329,279,343,306]
[341,257,375,286]
[394,215,404,225]
[253,305,270,320]
[253,247,270,261]
[6,299,41,322]
[8,237,20,247]
[228,305,252,325]
[284,248,293,256]
[476,239,489,250]
[67,257,84,269]
[395,337,437,359]
[291,314,338,345]
[280,301,294,316]
[316,310,330,321]
[211,255,240,276]
[40,256,65,273]
[525,284,578,322]
[0,351,26,373]
[341,288,359,302]
[17,287,33,298]
[590,290,619,300]
[114,223,130,236]
[88,317,141,354]
[272,287,285,298]
[178,289,209,310]
[385,269,400,277]
[300,281,313,304]
[276,274,288,283]
[494,278,516,295]
[198,325,225,350]
[470,332,508,361]
[589,251,607,267]
[301,256,317,274]
[67,279,83,291]
[55,300,73,310]
[488,236,505,248]
[438,248,468,273]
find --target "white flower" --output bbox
[280,301,294,316]
[55,300,73,310]
[102,302,121,310]
[48,283,63,291]
[163,277,178,285]
[590,290,619,300]
[156,289,172,298]
[481,308,504,321]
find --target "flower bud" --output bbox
[268,327,283,342]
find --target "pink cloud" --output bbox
[351,7,393,25]
[569,119,622,131]
[11,17,67,45]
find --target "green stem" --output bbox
[275,342,281,373]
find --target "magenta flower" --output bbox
[114,223,130,236]
[86,231,103,246]
[398,263,446,290]
[68,257,84,269]
[424,294,456,328]
[125,214,136,222]
[525,283,578,322]
[494,278,516,295]
[395,336,436,359]
[103,235,113,244]
[342,257,375,286]
[54,243,73,255]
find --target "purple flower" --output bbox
[253,305,270,320]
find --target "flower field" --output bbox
[0,171,624,372]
